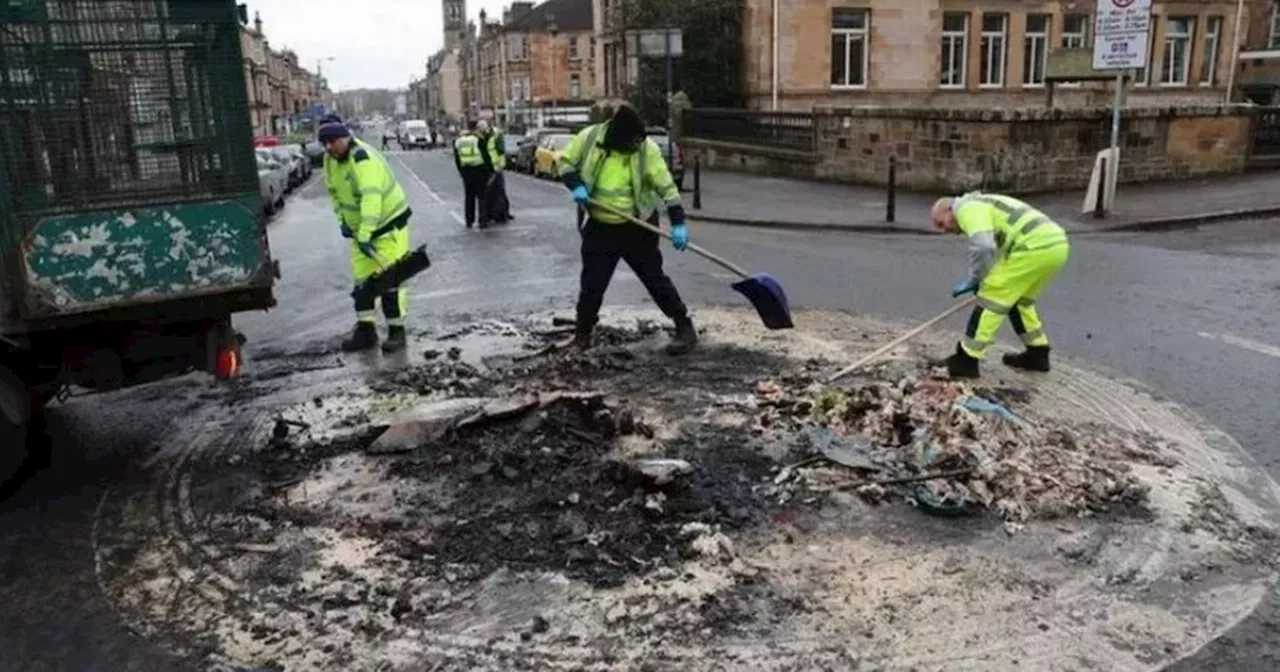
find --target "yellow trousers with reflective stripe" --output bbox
[351,226,410,326]
[960,243,1070,359]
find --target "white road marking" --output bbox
[1199,332,1280,360]
[392,154,465,224]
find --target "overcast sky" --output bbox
[247,0,511,91]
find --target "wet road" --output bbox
[1,138,1278,670]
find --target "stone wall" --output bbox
[685,105,1252,193]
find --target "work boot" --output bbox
[571,323,594,350]
[341,322,379,352]
[1002,345,1051,372]
[945,343,980,379]
[665,317,698,356]
[381,326,407,354]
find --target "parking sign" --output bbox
[1092,0,1153,70]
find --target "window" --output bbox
[1023,14,1051,86]
[1201,16,1222,85]
[1161,17,1194,85]
[569,73,581,99]
[569,37,579,60]
[1135,22,1158,86]
[1063,14,1088,48]
[508,34,526,60]
[510,76,530,101]
[980,13,1007,87]
[830,8,869,88]
[940,13,968,88]
[1272,5,1280,49]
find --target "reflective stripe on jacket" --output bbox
[954,193,1068,257]
[454,134,484,167]
[323,138,410,245]
[558,122,680,224]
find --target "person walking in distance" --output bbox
[453,121,489,229]
[930,192,1071,378]
[558,104,697,355]
[318,114,413,354]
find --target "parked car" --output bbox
[503,134,526,166]
[646,127,685,189]
[257,155,286,216]
[402,119,430,149]
[533,133,575,179]
[303,140,326,166]
[268,145,309,189]
[256,147,292,195]
[514,127,554,173]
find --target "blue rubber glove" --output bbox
[357,241,377,259]
[951,278,978,298]
[670,222,689,251]
[570,185,590,205]
[340,224,354,239]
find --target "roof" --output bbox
[506,0,593,33]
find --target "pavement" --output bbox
[2,128,1280,670]
[689,168,1280,235]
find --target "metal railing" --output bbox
[685,108,816,153]
[1249,106,1280,168]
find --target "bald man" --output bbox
[930,192,1071,378]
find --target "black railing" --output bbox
[1250,106,1280,167]
[686,108,816,153]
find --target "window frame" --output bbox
[940,12,969,89]
[508,34,527,61]
[568,36,579,60]
[980,13,1008,89]
[569,73,581,99]
[1271,4,1280,49]
[1023,14,1051,87]
[830,8,870,90]
[1201,16,1222,86]
[1160,16,1195,87]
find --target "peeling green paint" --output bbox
[23,198,266,314]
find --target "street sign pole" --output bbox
[1092,0,1152,213]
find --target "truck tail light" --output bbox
[215,347,241,380]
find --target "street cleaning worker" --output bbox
[318,114,413,354]
[558,104,697,355]
[931,192,1071,378]
[453,121,489,228]
[477,120,512,223]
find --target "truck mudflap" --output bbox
[20,198,271,319]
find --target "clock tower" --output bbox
[443,0,466,51]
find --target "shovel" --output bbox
[827,297,977,384]
[351,245,432,304]
[589,200,793,330]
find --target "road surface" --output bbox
[2,139,1278,670]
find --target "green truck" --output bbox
[0,0,276,448]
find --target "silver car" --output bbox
[256,154,287,216]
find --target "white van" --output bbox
[402,120,430,149]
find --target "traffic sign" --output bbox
[1092,0,1152,70]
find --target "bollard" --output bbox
[693,156,702,210]
[1093,157,1107,220]
[886,155,897,223]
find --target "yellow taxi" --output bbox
[533,133,575,179]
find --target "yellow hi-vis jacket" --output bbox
[454,133,485,167]
[558,122,681,224]
[952,192,1069,281]
[486,133,506,171]
[323,138,409,245]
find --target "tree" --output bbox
[610,0,743,126]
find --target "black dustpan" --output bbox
[591,200,793,330]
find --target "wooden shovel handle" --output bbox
[588,199,752,279]
[827,297,978,384]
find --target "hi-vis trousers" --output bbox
[352,214,411,327]
[960,242,1070,359]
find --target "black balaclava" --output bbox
[602,104,645,152]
